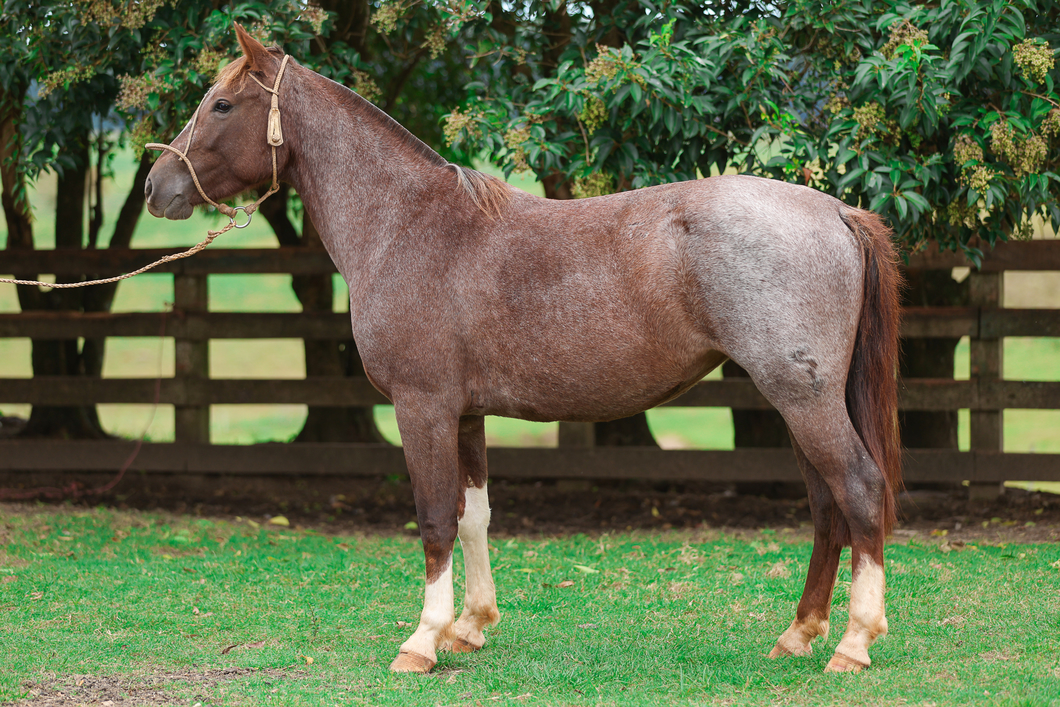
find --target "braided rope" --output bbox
[0,55,291,291]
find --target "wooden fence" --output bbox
[1,240,1058,490]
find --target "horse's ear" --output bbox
[234,22,272,73]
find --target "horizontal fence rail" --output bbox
[1,307,1058,340]
[1,376,1059,411]
[3,238,1060,274]
[0,442,1056,484]
[2,240,1058,487]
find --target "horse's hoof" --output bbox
[768,641,812,659]
[824,652,869,673]
[450,637,481,653]
[389,651,436,673]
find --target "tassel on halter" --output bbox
[255,60,289,147]
[268,95,284,146]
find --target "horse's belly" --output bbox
[475,344,723,423]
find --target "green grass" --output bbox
[1,507,1059,705]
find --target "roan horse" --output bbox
[145,26,902,675]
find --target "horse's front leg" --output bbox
[389,401,462,673]
[451,416,500,652]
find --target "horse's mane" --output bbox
[448,164,513,219]
[214,51,512,219]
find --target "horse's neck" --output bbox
[284,71,453,280]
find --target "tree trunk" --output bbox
[257,186,387,443]
[79,153,155,382]
[1,88,34,260]
[20,135,109,439]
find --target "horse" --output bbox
[145,24,902,675]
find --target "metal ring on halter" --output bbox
[232,206,254,229]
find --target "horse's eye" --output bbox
[214,99,232,113]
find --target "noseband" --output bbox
[146,53,292,235]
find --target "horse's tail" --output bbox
[839,206,904,538]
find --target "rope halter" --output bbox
[0,54,294,290]
[145,53,292,237]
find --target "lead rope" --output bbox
[0,54,291,291]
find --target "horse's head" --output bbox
[145,24,291,221]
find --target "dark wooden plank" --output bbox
[196,379,390,406]
[0,377,390,406]
[665,379,980,411]
[0,377,179,405]
[980,308,1060,338]
[0,441,1055,483]
[11,377,1046,410]
[901,307,978,338]
[902,449,975,482]
[662,380,771,409]
[0,312,352,340]
[899,379,977,410]
[489,447,804,481]
[0,441,402,475]
[979,380,1060,410]
[973,452,1060,482]
[905,239,1060,272]
[177,313,352,340]
[0,248,339,276]
[0,442,804,480]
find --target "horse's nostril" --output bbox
[145,177,153,199]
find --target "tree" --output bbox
[1,1,353,439]
[445,0,1060,453]
[2,0,164,437]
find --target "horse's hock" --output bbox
[1,239,1058,492]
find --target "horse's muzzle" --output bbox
[145,170,195,221]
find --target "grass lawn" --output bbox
[1,506,1059,706]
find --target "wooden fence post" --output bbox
[558,422,595,448]
[174,273,209,443]
[968,270,1004,501]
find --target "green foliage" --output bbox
[446,0,1060,257]
[770,0,1060,260]
[1,0,488,190]
[2,507,1060,705]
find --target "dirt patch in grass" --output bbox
[10,667,299,706]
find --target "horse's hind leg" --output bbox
[450,416,500,652]
[769,437,842,658]
[783,410,890,673]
